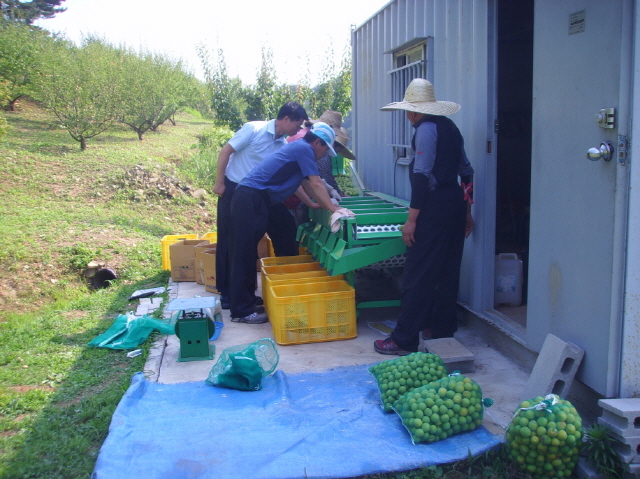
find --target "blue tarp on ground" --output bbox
[92,364,501,479]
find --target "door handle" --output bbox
[587,142,614,162]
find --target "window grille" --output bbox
[389,60,426,156]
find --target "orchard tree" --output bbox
[32,36,123,150]
[118,51,199,140]
[245,47,290,121]
[1,0,65,24]
[197,44,247,130]
[0,20,50,110]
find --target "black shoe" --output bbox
[253,296,264,306]
[254,304,265,314]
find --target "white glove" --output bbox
[330,207,356,233]
[322,179,342,201]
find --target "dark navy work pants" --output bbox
[391,184,466,351]
[216,177,298,302]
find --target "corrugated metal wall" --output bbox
[352,0,490,199]
[351,0,493,309]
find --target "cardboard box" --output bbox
[195,242,216,285]
[169,239,205,282]
[257,234,269,271]
[202,249,218,293]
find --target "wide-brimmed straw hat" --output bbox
[335,127,356,160]
[310,110,349,138]
[380,79,460,116]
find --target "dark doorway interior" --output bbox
[494,0,533,326]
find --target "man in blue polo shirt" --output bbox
[213,102,309,310]
[228,122,353,324]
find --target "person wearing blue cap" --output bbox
[227,122,354,324]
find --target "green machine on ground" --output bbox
[297,193,409,310]
[165,297,222,362]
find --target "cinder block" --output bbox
[422,337,475,373]
[605,432,640,465]
[598,399,640,438]
[135,304,149,316]
[522,333,584,401]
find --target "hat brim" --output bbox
[309,118,345,137]
[335,142,356,160]
[380,100,460,116]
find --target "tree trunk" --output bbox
[137,130,144,141]
[80,137,87,150]
[7,98,21,112]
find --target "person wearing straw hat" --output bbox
[374,78,475,355]
[227,122,355,324]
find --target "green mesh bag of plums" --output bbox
[391,373,492,444]
[369,352,447,412]
[505,394,583,478]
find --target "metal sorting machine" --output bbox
[296,193,409,310]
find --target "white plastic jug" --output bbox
[495,253,523,307]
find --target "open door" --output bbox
[494,0,534,328]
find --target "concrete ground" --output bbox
[143,275,531,438]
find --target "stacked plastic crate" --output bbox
[259,255,355,345]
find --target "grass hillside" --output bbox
[0,102,534,479]
[0,101,217,478]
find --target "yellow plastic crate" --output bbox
[199,232,218,243]
[262,270,344,314]
[260,261,325,303]
[259,255,315,268]
[268,280,357,345]
[161,234,199,270]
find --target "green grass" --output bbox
[0,101,217,478]
[0,101,551,478]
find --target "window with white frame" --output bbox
[389,40,429,160]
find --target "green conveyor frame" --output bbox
[296,193,409,309]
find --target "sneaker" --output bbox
[253,304,265,314]
[374,337,411,356]
[422,328,432,340]
[231,311,268,324]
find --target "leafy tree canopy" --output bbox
[1,0,66,24]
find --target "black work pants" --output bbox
[391,185,466,351]
[229,186,270,318]
[216,177,298,301]
[215,176,238,301]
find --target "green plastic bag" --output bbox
[88,313,175,350]
[205,338,279,391]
